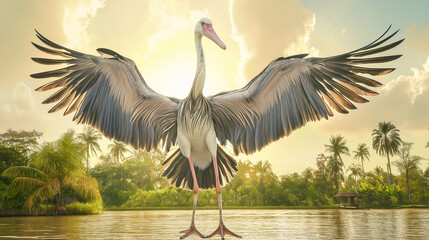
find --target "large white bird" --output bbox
[32,18,403,239]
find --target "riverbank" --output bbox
[105,204,429,211]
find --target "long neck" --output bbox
[189,33,206,99]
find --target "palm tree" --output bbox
[124,149,166,189]
[394,142,422,201]
[348,163,363,182]
[2,130,101,212]
[325,135,350,163]
[78,126,102,170]
[98,153,114,166]
[252,160,275,185]
[325,135,349,192]
[373,166,384,176]
[372,121,402,185]
[108,140,129,164]
[353,143,370,175]
[326,155,345,191]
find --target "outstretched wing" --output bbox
[209,26,404,155]
[31,30,178,151]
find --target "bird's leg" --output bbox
[179,155,205,239]
[207,156,242,239]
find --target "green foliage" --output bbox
[78,126,102,170]
[372,121,402,185]
[0,129,101,216]
[108,141,129,164]
[2,126,428,213]
[90,163,136,206]
[353,143,370,174]
[0,129,42,173]
[325,135,349,191]
[91,149,169,206]
[66,202,102,215]
[393,142,424,202]
[353,177,404,207]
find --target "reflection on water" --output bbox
[0,209,428,239]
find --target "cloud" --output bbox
[0,81,35,121]
[229,0,318,85]
[319,57,429,132]
[13,81,34,113]
[405,24,429,55]
[63,0,105,49]
[384,57,428,104]
[284,13,319,57]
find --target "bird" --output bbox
[31,18,403,239]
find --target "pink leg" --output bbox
[206,156,242,239]
[179,156,205,239]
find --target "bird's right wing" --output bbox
[31,31,179,151]
[209,26,403,155]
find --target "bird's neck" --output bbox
[189,33,206,99]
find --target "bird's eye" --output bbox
[201,22,205,26]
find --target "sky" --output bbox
[0,0,428,175]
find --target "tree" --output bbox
[326,155,345,192]
[325,135,350,163]
[374,166,384,176]
[2,130,101,213]
[353,143,370,175]
[372,121,402,185]
[394,142,422,202]
[108,141,129,164]
[0,129,43,173]
[125,149,168,190]
[252,160,276,185]
[325,135,349,192]
[78,126,102,170]
[348,163,363,183]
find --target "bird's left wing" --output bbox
[31,31,179,151]
[209,26,403,155]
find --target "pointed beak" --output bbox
[203,24,226,50]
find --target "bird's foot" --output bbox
[179,225,205,239]
[206,221,241,239]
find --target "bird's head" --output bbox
[195,18,226,50]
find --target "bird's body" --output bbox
[31,17,403,239]
[178,95,216,169]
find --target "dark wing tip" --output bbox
[96,48,125,60]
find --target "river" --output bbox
[0,209,428,239]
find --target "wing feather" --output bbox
[209,27,403,155]
[32,31,178,151]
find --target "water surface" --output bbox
[0,209,428,239]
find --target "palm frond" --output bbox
[12,177,46,191]
[25,179,60,211]
[2,166,49,182]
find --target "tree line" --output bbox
[0,121,428,215]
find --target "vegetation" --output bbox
[353,143,370,174]
[78,126,102,171]
[0,129,101,216]
[1,121,428,215]
[325,135,349,191]
[372,121,402,185]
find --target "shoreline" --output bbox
[105,204,429,211]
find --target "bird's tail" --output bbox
[162,146,238,190]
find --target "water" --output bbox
[0,209,428,239]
